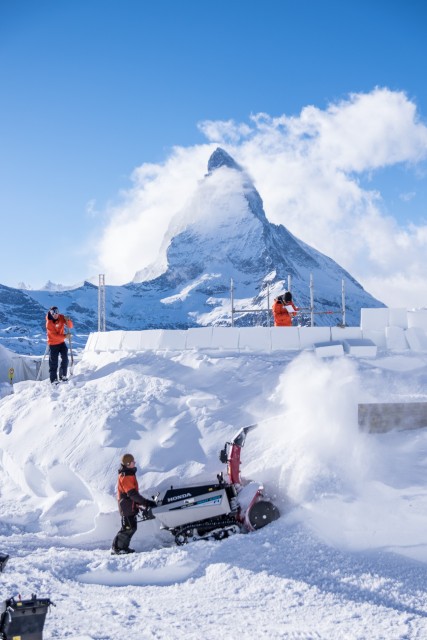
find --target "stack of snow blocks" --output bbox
[313,326,377,358]
[361,308,427,352]
[83,309,427,357]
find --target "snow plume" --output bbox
[94,88,427,306]
[250,353,373,505]
[94,144,215,284]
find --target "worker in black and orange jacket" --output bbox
[111,453,156,555]
[45,306,73,384]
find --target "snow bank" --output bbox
[1,347,427,638]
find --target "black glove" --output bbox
[144,499,157,509]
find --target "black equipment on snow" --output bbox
[0,595,54,640]
[0,554,8,573]
[139,425,280,545]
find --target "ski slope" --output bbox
[1,346,427,639]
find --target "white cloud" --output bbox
[399,191,416,202]
[94,145,214,284]
[94,89,427,308]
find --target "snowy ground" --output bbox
[1,346,427,639]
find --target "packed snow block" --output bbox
[238,327,272,352]
[93,330,124,352]
[123,329,163,351]
[405,327,427,351]
[314,340,344,358]
[343,338,377,357]
[388,308,408,329]
[361,329,387,349]
[407,309,427,331]
[360,307,389,331]
[270,326,300,351]
[385,326,408,351]
[158,330,187,351]
[299,327,331,349]
[210,327,240,350]
[120,331,143,351]
[331,326,362,341]
[185,327,213,350]
[84,332,98,352]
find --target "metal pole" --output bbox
[267,283,270,327]
[36,344,49,381]
[287,274,292,292]
[342,279,346,327]
[310,273,314,327]
[98,274,106,332]
[230,278,234,327]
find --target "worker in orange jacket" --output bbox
[111,453,156,555]
[45,306,73,385]
[272,291,299,327]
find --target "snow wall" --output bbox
[84,308,427,355]
[1,308,426,389]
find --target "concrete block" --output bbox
[343,338,377,357]
[388,308,408,329]
[158,330,187,350]
[299,327,331,349]
[314,340,344,357]
[407,309,427,331]
[359,402,427,433]
[270,327,300,351]
[360,307,389,331]
[238,327,272,352]
[385,326,408,351]
[362,329,387,349]
[405,327,427,351]
[331,326,362,341]
[210,327,240,350]
[185,327,213,349]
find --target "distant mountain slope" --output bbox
[0,148,384,354]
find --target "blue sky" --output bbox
[1,0,426,305]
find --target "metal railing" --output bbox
[230,274,346,327]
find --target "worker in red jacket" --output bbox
[272,292,299,327]
[45,306,73,384]
[111,453,156,555]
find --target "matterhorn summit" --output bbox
[132,147,383,325]
[0,148,383,353]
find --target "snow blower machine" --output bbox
[139,425,280,545]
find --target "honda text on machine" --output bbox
[139,425,280,545]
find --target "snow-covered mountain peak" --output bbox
[207,147,243,173]
[0,150,384,350]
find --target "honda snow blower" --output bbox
[139,425,280,545]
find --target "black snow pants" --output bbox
[49,341,69,383]
[112,515,138,551]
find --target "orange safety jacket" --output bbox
[117,466,149,517]
[46,314,73,346]
[272,300,298,327]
